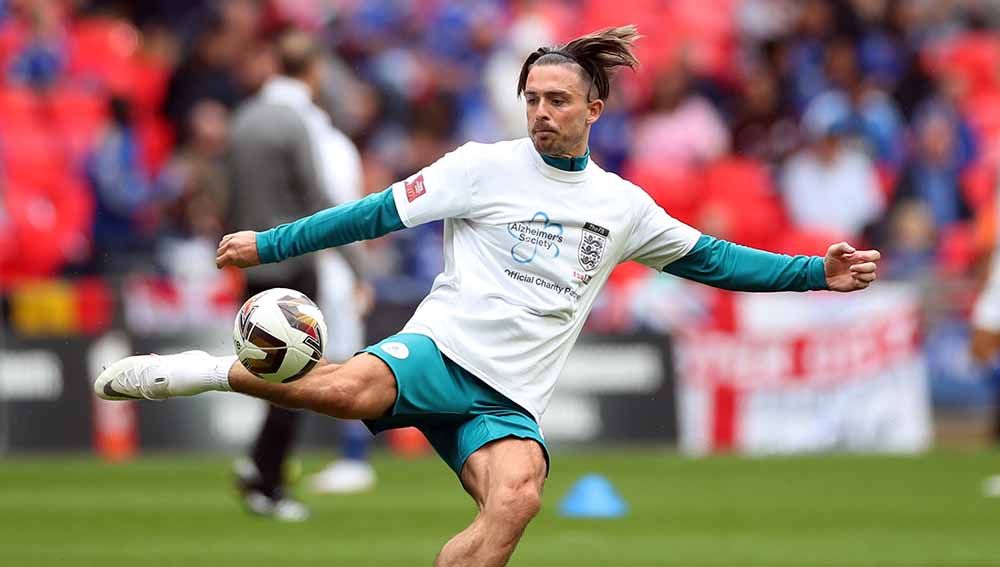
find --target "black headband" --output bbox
[543,49,577,62]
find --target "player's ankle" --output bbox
[211,355,237,392]
[165,352,236,396]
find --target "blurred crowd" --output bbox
[3,0,1000,334]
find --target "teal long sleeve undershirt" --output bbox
[664,234,829,292]
[256,188,404,264]
[256,190,827,292]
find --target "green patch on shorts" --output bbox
[361,333,548,477]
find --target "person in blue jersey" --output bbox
[96,26,880,567]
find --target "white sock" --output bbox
[210,355,237,392]
[165,352,237,396]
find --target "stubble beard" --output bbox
[530,130,578,157]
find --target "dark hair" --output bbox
[276,29,323,78]
[517,25,641,102]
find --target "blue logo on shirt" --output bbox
[508,212,564,264]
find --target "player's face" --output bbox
[524,64,603,157]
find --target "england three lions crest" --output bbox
[578,222,609,271]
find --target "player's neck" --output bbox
[539,147,590,172]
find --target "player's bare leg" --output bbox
[227,354,396,419]
[435,438,547,567]
[95,351,397,420]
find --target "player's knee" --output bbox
[491,482,543,527]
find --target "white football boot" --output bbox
[309,459,377,494]
[94,351,232,401]
[234,457,311,522]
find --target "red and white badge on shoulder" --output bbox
[405,174,427,202]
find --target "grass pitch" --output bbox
[2,449,999,566]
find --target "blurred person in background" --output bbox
[731,64,803,167]
[307,85,378,497]
[86,96,158,273]
[3,0,66,87]
[781,110,884,240]
[801,36,906,170]
[162,1,256,137]
[877,105,973,279]
[158,99,230,242]
[785,0,838,111]
[225,29,372,521]
[630,59,730,171]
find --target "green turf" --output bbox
[2,449,999,566]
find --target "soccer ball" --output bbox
[233,288,327,383]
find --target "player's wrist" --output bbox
[812,256,831,290]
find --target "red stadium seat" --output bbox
[625,161,700,225]
[697,158,784,249]
[45,86,108,163]
[927,33,1000,96]
[962,89,1000,161]
[701,157,775,200]
[129,57,171,117]
[961,160,995,209]
[137,114,174,175]
[0,86,43,127]
[66,17,139,89]
[1,171,93,286]
[937,222,976,275]
[0,125,64,181]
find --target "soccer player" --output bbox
[96,26,880,567]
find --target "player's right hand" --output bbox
[216,231,261,269]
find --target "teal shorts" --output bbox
[361,333,548,477]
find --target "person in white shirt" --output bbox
[96,26,880,567]
[226,31,376,521]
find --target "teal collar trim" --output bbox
[540,148,590,172]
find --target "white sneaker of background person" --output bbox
[95,351,235,401]
[309,459,376,494]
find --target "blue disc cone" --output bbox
[558,473,628,518]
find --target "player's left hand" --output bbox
[824,242,880,292]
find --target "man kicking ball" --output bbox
[96,25,880,567]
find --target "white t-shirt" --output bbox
[390,138,701,420]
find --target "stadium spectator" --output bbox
[801,36,906,169]
[630,60,730,170]
[892,106,974,232]
[162,3,251,137]
[86,96,158,273]
[731,65,803,166]
[781,114,884,240]
[157,99,230,240]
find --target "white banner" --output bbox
[675,284,932,455]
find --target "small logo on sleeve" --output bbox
[380,342,410,360]
[405,175,426,202]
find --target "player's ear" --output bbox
[586,98,603,125]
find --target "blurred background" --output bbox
[2,1,1000,565]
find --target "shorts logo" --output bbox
[381,342,410,360]
[578,222,609,271]
[405,175,426,202]
[508,211,564,264]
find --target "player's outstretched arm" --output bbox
[216,187,405,269]
[663,235,879,293]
